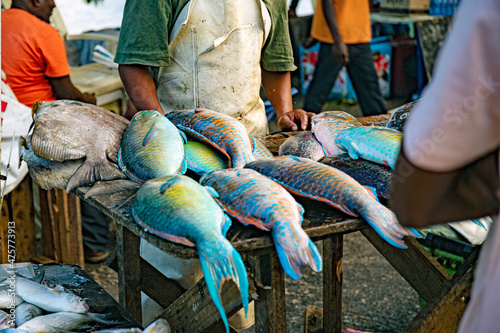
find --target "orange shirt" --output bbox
[311,0,371,44]
[1,8,70,108]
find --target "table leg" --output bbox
[323,235,343,333]
[116,225,142,323]
[252,252,286,333]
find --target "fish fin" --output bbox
[66,160,125,193]
[143,124,161,147]
[346,142,361,160]
[198,242,249,333]
[84,179,140,199]
[248,135,255,153]
[363,186,379,202]
[297,203,305,226]
[471,219,487,231]
[274,236,322,280]
[406,227,423,238]
[178,158,188,175]
[178,128,188,144]
[288,155,307,163]
[221,214,232,237]
[204,186,219,198]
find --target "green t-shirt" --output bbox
[114,0,295,72]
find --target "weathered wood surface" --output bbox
[304,305,324,333]
[323,235,343,333]
[361,228,451,303]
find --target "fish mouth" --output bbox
[32,100,44,117]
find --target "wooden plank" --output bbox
[39,189,56,260]
[361,229,452,303]
[1,196,10,263]
[9,176,35,262]
[66,193,84,267]
[159,274,251,332]
[304,305,323,333]
[56,189,72,264]
[47,189,62,262]
[116,225,142,322]
[323,236,343,333]
[140,258,185,309]
[252,252,286,333]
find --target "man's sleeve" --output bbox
[41,28,70,78]
[260,0,296,72]
[114,0,172,67]
[403,0,500,172]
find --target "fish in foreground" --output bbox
[14,303,43,327]
[92,328,142,333]
[29,100,129,192]
[166,109,255,168]
[132,176,248,333]
[184,140,228,175]
[278,132,325,161]
[142,318,171,333]
[319,154,392,199]
[118,110,186,183]
[386,100,418,132]
[13,277,88,313]
[245,156,421,249]
[19,136,138,199]
[200,169,322,279]
[17,312,116,333]
[0,309,12,329]
[0,287,24,309]
[311,111,361,156]
[249,135,273,159]
[335,126,402,169]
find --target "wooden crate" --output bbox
[380,0,430,14]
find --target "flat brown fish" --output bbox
[29,100,130,192]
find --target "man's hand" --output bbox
[332,42,349,65]
[277,109,315,131]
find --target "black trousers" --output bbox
[303,42,387,116]
[81,200,110,253]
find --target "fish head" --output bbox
[65,294,89,313]
[131,110,162,123]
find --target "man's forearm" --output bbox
[118,64,164,114]
[261,69,293,120]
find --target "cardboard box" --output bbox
[380,0,430,14]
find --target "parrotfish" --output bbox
[386,100,418,132]
[245,156,421,249]
[166,109,255,168]
[200,169,322,279]
[118,110,186,183]
[319,154,392,199]
[335,126,402,169]
[311,111,361,156]
[278,132,325,161]
[184,140,228,175]
[249,135,273,159]
[29,100,129,192]
[132,176,248,333]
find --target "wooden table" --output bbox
[74,129,476,333]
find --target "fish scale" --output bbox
[311,111,361,156]
[166,109,255,168]
[245,156,421,249]
[200,169,322,279]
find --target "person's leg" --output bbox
[81,200,110,261]
[303,42,343,113]
[346,43,387,116]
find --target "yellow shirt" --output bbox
[311,0,371,44]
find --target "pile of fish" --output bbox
[20,101,420,333]
[0,271,170,332]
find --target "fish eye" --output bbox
[400,113,408,120]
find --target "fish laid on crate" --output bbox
[0,309,12,329]
[15,303,43,327]
[142,318,171,333]
[184,140,228,175]
[278,132,325,161]
[0,286,24,308]
[29,100,129,192]
[19,136,139,199]
[335,126,402,169]
[311,111,361,156]
[166,109,255,168]
[17,312,117,333]
[245,156,421,249]
[11,277,88,313]
[386,100,418,132]
[118,110,186,183]
[319,154,392,199]
[200,169,322,279]
[132,176,248,333]
[249,135,273,159]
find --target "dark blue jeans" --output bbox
[303,42,387,116]
[81,200,110,253]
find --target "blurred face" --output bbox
[35,0,56,23]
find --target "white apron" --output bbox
[156,0,271,136]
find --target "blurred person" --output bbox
[303,0,387,116]
[390,0,500,331]
[2,0,110,263]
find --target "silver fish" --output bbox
[92,329,143,333]
[17,312,114,333]
[278,132,325,161]
[143,318,171,333]
[14,303,43,327]
[14,277,88,313]
[0,287,24,309]
[0,309,13,329]
[29,100,129,192]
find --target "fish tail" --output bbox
[273,232,322,280]
[198,238,249,333]
[66,159,125,193]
